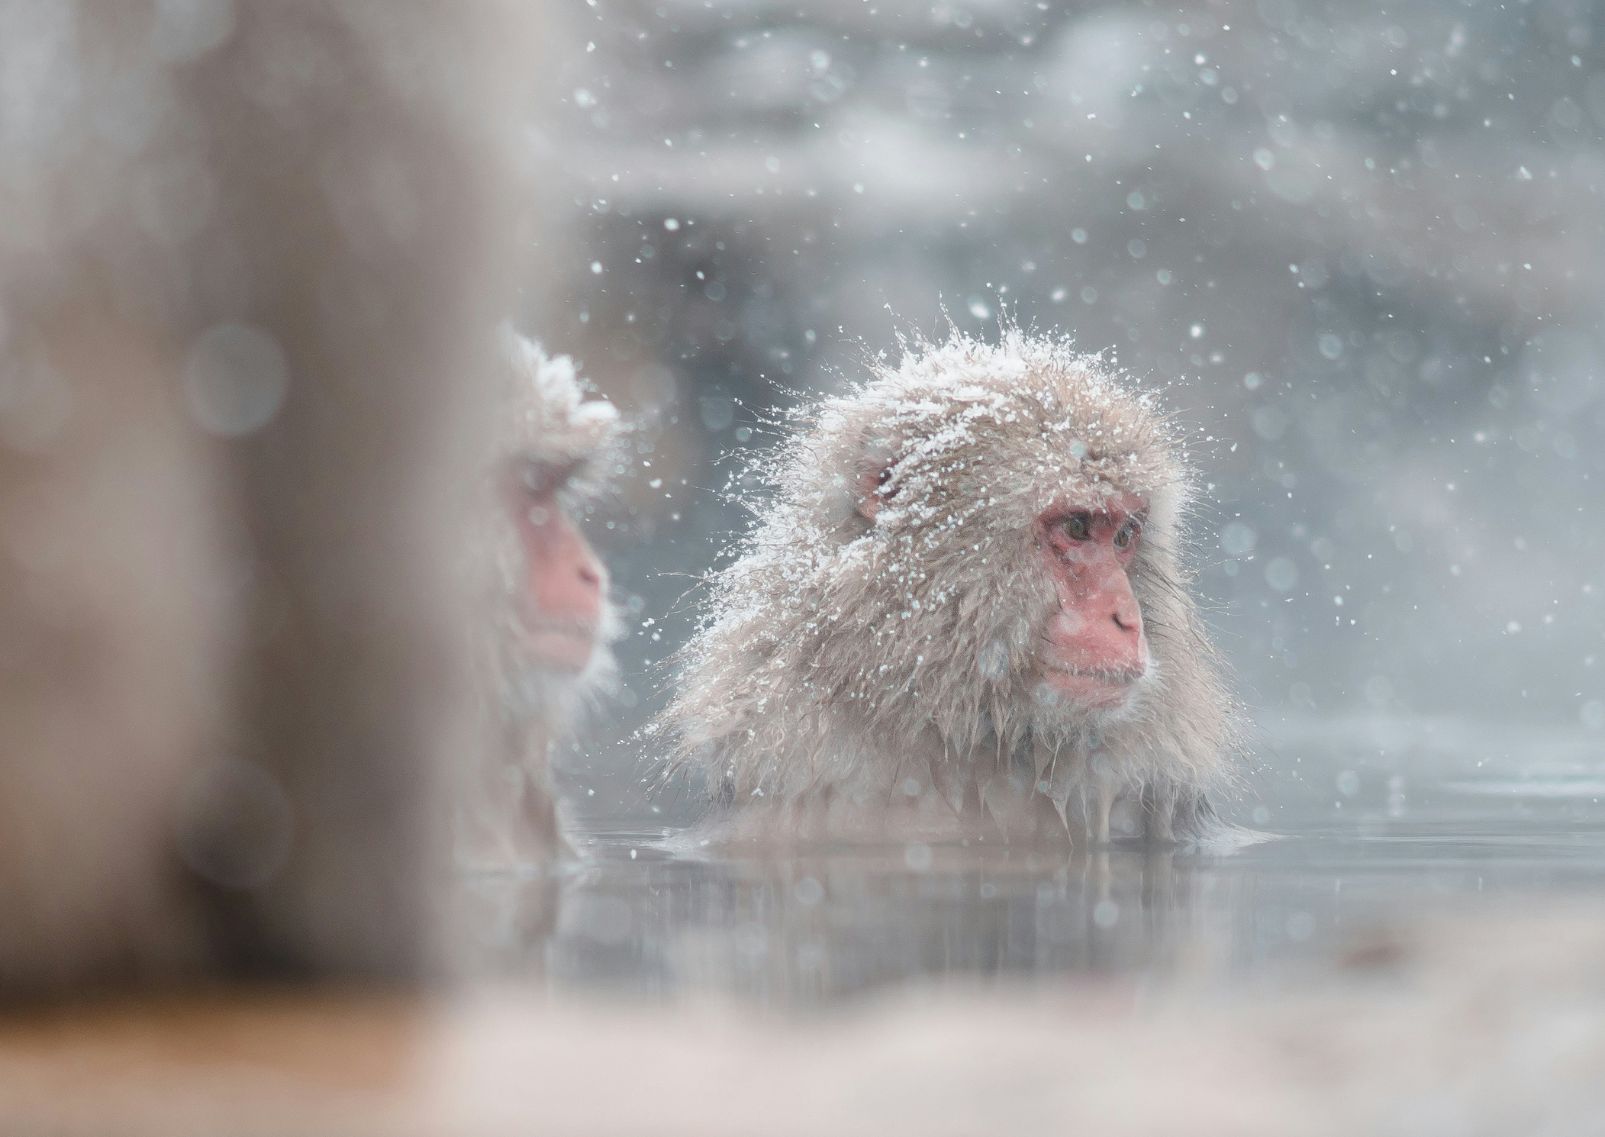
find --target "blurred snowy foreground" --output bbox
[2,907,1603,1137]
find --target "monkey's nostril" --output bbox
[578,562,602,588]
[1112,609,1138,633]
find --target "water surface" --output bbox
[545,786,1605,1008]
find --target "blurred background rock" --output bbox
[524,0,1605,826]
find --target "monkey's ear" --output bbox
[855,463,895,522]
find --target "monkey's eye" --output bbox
[1060,512,1093,541]
[1113,518,1142,550]
[516,464,555,498]
[514,457,578,500]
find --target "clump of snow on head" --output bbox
[785,328,1190,545]
[496,324,620,481]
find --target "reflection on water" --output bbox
[536,822,1605,1008]
[526,721,1605,1007]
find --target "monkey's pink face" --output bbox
[503,468,608,675]
[1035,492,1150,710]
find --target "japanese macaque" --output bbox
[661,331,1239,846]
[0,2,538,994]
[460,330,621,868]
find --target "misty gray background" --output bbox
[527,0,1605,829]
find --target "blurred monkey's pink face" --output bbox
[504,469,607,674]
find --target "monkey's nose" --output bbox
[1111,600,1141,637]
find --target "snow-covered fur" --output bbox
[460,329,622,868]
[492,326,621,496]
[661,330,1239,845]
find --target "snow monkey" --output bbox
[662,331,1239,846]
[0,2,539,994]
[460,329,622,868]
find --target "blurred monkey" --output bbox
[460,329,621,868]
[0,1,541,993]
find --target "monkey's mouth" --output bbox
[1040,663,1147,707]
[520,618,599,673]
